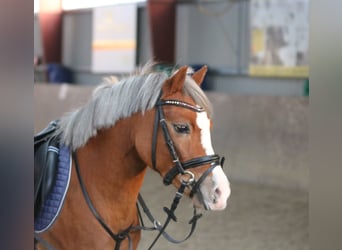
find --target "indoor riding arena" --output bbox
[34,1,308,250]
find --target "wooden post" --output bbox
[39,0,63,63]
[147,0,176,64]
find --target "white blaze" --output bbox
[196,112,231,210]
[196,112,215,155]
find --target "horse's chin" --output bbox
[191,192,228,211]
[191,196,210,210]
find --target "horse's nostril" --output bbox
[213,187,221,204]
[215,187,221,197]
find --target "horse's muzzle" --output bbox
[190,163,230,211]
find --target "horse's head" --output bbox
[135,66,230,211]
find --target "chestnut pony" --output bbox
[35,64,230,249]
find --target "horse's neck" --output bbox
[75,118,146,227]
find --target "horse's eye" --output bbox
[173,123,190,134]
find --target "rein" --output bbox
[73,151,134,250]
[73,95,225,249]
[146,95,225,247]
[73,150,202,250]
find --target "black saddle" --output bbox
[34,120,60,219]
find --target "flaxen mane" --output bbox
[57,63,212,150]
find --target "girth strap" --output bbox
[34,233,56,250]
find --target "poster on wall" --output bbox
[92,4,137,73]
[249,0,309,77]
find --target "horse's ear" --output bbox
[191,65,208,86]
[162,66,188,95]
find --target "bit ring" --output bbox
[180,171,195,185]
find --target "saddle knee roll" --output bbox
[41,140,59,201]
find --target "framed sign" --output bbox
[92,4,137,73]
[249,0,309,77]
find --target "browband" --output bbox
[156,99,204,113]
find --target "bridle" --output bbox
[35,93,226,250]
[77,95,225,249]
[144,94,225,248]
[152,97,225,205]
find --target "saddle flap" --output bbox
[34,121,60,219]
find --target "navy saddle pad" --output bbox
[34,120,72,232]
